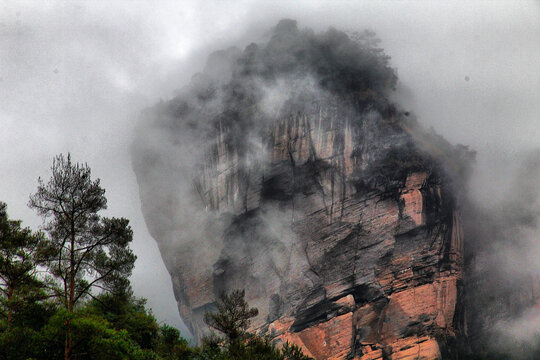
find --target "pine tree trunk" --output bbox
[7,286,13,326]
[65,333,71,360]
[65,224,76,360]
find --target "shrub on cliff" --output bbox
[202,289,312,360]
[204,289,259,343]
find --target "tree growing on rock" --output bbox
[203,289,312,360]
[204,289,259,343]
[29,153,136,360]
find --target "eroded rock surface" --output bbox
[133,95,469,359]
[131,20,471,359]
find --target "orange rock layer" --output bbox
[136,100,466,359]
[206,115,464,359]
[267,275,459,359]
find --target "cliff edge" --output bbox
[131,20,472,359]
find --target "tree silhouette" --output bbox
[29,154,136,360]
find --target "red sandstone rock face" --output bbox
[133,98,466,359]
[267,275,458,360]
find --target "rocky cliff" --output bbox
[131,20,472,360]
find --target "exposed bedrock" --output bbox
[132,94,471,359]
[130,19,476,359]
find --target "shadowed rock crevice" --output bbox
[132,20,473,359]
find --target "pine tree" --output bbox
[0,202,47,327]
[29,154,136,360]
[204,289,259,342]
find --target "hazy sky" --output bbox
[1,0,539,334]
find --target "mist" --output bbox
[1,0,539,352]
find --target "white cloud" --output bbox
[1,0,538,337]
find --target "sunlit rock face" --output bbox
[131,20,471,360]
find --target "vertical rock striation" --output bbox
[131,20,472,359]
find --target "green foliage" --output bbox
[28,153,136,310]
[185,335,313,360]
[29,153,137,359]
[0,321,50,360]
[86,292,160,350]
[280,341,312,360]
[155,324,192,360]
[0,293,168,360]
[224,336,283,359]
[201,290,313,360]
[0,202,48,326]
[0,264,312,360]
[0,154,313,360]
[40,308,155,360]
[204,289,259,342]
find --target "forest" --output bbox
[0,154,311,360]
[1,152,538,359]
